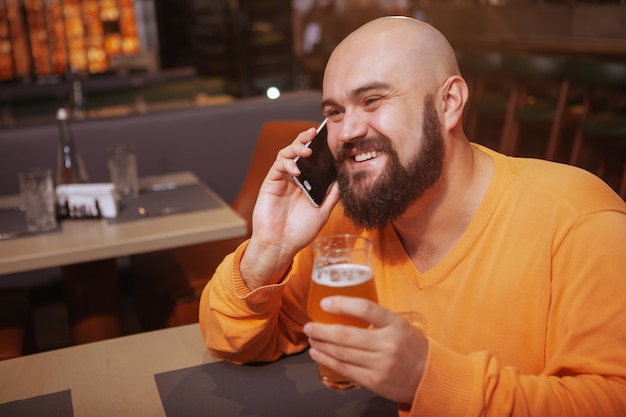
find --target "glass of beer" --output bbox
[307,234,378,390]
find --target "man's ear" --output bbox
[441,75,468,131]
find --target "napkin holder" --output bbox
[56,183,118,219]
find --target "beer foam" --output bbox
[313,263,373,287]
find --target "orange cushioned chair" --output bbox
[129,120,319,329]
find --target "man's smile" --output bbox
[354,150,381,162]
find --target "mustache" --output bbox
[336,135,394,164]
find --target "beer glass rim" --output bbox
[313,234,372,253]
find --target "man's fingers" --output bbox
[276,128,317,160]
[318,296,395,328]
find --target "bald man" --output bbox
[200,17,626,416]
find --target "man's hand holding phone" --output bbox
[240,120,340,291]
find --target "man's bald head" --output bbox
[323,16,460,94]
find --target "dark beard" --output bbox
[337,95,444,230]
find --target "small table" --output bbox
[0,171,246,274]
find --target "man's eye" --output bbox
[364,97,381,106]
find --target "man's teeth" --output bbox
[354,151,379,162]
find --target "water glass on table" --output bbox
[107,144,139,199]
[18,168,58,232]
[307,234,378,390]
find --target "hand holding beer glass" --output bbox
[307,234,378,390]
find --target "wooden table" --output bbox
[0,324,397,417]
[0,171,246,275]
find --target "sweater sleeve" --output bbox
[404,341,626,417]
[199,240,311,364]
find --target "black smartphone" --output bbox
[292,119,338,207]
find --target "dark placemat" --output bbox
[109,183,222,223]
[0,207,27,235]
[0,207,61,240]
[154,351,397,417]
[0,390,73,417]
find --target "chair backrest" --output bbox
[231,120,319,232]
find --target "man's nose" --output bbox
[336,112,368,144]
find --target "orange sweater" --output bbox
[200,145,626,416]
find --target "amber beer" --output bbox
[308,264,377,327]
[307,235,377,390]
